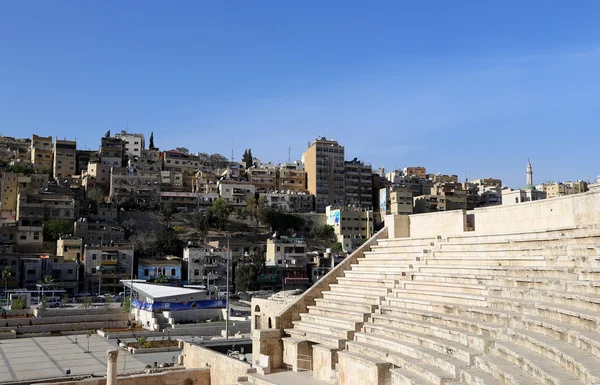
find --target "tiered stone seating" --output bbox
[281,225,600,385]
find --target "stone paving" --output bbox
[0,335,148,382]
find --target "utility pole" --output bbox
[225,236,230,339]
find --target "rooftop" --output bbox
[121,281,205,300]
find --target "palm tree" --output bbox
[2,267,11,295]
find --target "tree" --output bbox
[175,147,189,154]
[129,231,154,259]
[43,220,72,241]
[161,201,177,227]
[235,248,266,292]
[242,149,254,169]
[121,297,131,313]
[155,274,169,284]
[188,211,209,242]
[105,130,110,138]
[149,131,155,150]
[82,296,92,309]
[245,196,266,232]
[331,242,344,252]
[60,295,70,308]
[208,154,229,170]
[310,224,336,242]
[103,296,112,310]
[87,187,105,204]
[2,266,11,295]
[39,296,49,311]
[86,330,95,353]
[153,229,184,256]
[208,198,232,232]
[11,296,24,314]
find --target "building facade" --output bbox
[53,139,77,178]
[114,130,145,156]
[303,137,345,213]
[83,244,134,294]
[344,159,373,208]
[326,205,374,252]
[30,134,53,172]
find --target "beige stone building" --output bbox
[303,137,345,213]
[83,244,134,294]
[389,187,413,215]
[217,180,256,207]
[83,162,112,191]
[30,134,53,172]
[99,137,125,167]
[266,238,307,266]
[403,165,426,179]
[53,139,77,178]
[427,173,459,183]
[247,165,278,192]
[114,130,145,156]
[163,149,200,176]
[127,149,162,171]
[326,205,374,252]
[110,167,161,204]
[57,235,83,262]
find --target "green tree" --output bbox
[60,294,70,308]
[242,149,254,169]
[175,147,189,154]
[155,274,169,283]
[208,154,229,170]
[331,242,344,252]
[103,296,112,310]
[245,196,266,232]
[11,296,25,313]
[2,266,11,294]
[149,131,155,150]
[208,198,232,232]
[87,187,105,204]
[105,130,110,138]
[9,163,34,175]
[235,248,266,292]
[310,224,336,242]
[161,201,178,227]
[189,211,209,242]
[39,296,49,311]
[43,219,72,241]
[121,297,131,313]
[129,231,154,259]
[153,229,184,256]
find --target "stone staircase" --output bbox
[278,225,600,385]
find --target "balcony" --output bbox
[101,260,118,266]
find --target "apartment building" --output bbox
[326,205,374,252]
[183,244,229,289]
[127,149,162,171]
[344,158,373,208]
[100,137,125,167]
[217,181,256,207]
[30,134,53,172]
[114,130,145,156]
[382,187,412,215]
[259,192,314,213]
[278,163,307,193]
[53,139,77,178]
[83,244,134,294]
[138,258,182,283]
[246,165,278,192]
[160,170,184,187]
[427,173,459,183]
[193,170,220,194]
[83,162,112,192]
[1,172,19,217]
[110,167,161,204]
[303,137,345,213]
[403,166,427,179]
[74,218,125,245]
[162,150,200,176]
[23,255,79,293]
[266,237,309,290]
[57,235,83,262]
[413,182,468,213]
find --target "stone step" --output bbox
[522,315,600,360]
[473,354,544,385]
[350,263,414,272]
[357,255,425,264]
[425,257,547,267]
[313,298,377,314]
[398,281,489,296]
[488,287,600,314]
[506,329,600,384]
[411,272,495,285]
[432,248,546,258]
[390,367,469,385]
[346,340,455,385]
[391,289,488,307]
[370,313,495,353]
[417,265,580,280]
[343,270,410,280]
[376,238,437,248]
[329,283,390,297]
[458,367,503,385]
[362,322,480,363]
[284,327,345,350]
[336,276,397,288]
[291,320,355,340]
[306,305,370,322]
[299,313,361,331]
[491,341,581,385]
[321,291,383,305]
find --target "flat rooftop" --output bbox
[0,335,151,382]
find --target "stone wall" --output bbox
[164,309,222,324]
[181,342,253,385]
[251,298,290,331]
[43,368,210,385]
[474,189,600,235]
[409,209,466,238]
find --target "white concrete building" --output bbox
[114,130,145,156]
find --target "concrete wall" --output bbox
[409,209,466,238]
[251,298,290,331]
[181,342,253,385]
[44,368,210,385]
[0,312,128,327]
[475,190,600,235]
[169,320,250,336]
[384,214,410,239]
[37,308,124,317]
[164,308,222,324]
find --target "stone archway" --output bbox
[254,305,261,330]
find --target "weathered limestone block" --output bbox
[252,329,283,370]
[282,338,313,372]
[312,344,339,383]
[338,351,391,385]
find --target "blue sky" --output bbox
[1,1,599,187]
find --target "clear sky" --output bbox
[1,1,599,187]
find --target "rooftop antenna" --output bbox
[288,147,291,163]
[231,138,234,162]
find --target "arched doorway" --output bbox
[254,305,261,330]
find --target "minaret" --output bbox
[526,159,533,186]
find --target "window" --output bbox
[67,269,73,274]
[194,269,199,276]
[92,254,97,260]
[27,269,35,275]
[144,268,149,276]
[171,268,176,276]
